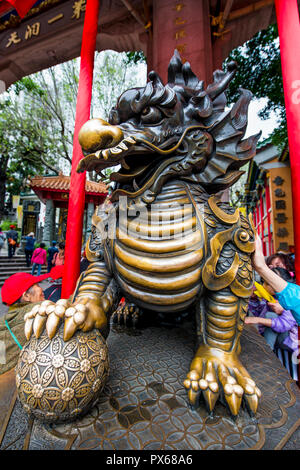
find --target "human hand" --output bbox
[251,235,266,273]
[267,302,284,315]
[244,316,259,325]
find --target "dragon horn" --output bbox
[205,61,237,100]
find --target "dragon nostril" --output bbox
[78,118,124,153]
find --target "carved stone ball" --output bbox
[15,325,109,424]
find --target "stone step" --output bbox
[0,255,50,287]
[0,255,26,259]
[0,263,32,269]
[0,266,47,286]
[0,267,47,276]
[0,266,31,273]
[0,258,29,265]
[0,258,29,263]
[0,266,47,274]
[0,264,48,271]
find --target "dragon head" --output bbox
[77,50,260,203]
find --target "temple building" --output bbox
[242,144,294,256]
[28,173,107,245]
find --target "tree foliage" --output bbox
[92,50,146,120]
[0,50,147,218]
[224,24,286,151]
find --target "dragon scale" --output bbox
[114,182,204,312]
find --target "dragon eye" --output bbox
[141,106,163,124]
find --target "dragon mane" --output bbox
[164,50,260,193]
[78,50,260,198]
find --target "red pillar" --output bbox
[151,0,213,84]
[275,0,300,282]
[61,0,100,299]
[275,0,300,384]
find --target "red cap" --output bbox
[1,265,64,306]
[9,225,16,229]
[48,265,64,280]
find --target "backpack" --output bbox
[52,252,64,266]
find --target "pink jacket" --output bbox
[31,247,47,265]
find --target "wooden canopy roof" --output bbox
[29,173,107,205]
[0,0,297,89]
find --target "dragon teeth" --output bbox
[90,136,135,162]
[118,142,129,150]
[110,147,122,154]
[124,136,136,144]
[102,149,110,160]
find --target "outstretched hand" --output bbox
[251,235,287,294]
[244,316,260,325]
[251,235,266,273]
[267,301,284,315]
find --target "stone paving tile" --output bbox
[6,325,298,450]
[2,306,300,450]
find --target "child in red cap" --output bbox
[0,266,64,375]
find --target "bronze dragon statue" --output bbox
[26,51,261,417]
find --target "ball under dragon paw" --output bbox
[15,324,109,424]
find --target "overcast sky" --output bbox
[246,98,279,141]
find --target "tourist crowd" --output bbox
[0,227,66,274]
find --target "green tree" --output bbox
[224,24,286,151]
[0,89,48,218]
[92,50,146,120]
[0,50,147,218]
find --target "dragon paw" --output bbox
[24,297,107,342]
[112,301,140,327]
[183,346,261,416]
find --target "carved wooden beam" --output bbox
[228,0,274,22]
[120,0,146,28]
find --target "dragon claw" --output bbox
[184,347,260,416]
[112,301,141,327]
[24,298,104,342]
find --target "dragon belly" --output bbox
[114,183,204,312]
